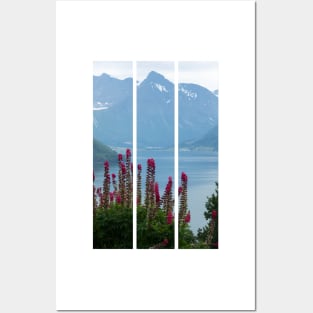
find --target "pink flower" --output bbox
[167,210,173,224]
[147,158,155,169]
[138,164,142,171]
[121,162,126,175]
[178,186,183,195]
[118,154,123,161]
[109,192,114,202]
[181,172,188,183]
[185,211,191,223]
[126,148,131,158]
[112,173,116,179]
[116,194,121,204]
[155,183,160,203]
[165,177,172,194]
[104,160,109,170]
[212,210,217,220]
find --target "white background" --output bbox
[1,0,313,312]
[56,1,254,310]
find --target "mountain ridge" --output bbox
[93,71,218,149]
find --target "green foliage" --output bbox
[204,182,218,220]
[137,206,174,249]
[197,182,218,248]
[93,206,133,249]
[93,138,118,166]
[179,224,196,248]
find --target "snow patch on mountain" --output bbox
[153,83,168,93]
[180,87,197,99]
[93,101,112,110]
[93,107,110,111]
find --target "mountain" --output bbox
[93,73,132,109]
[93,74,133,146]
[137,71,174,147]
[93,71,218,149]
[93,138,118,166]
[181,125,218,151]
[178,83,218,144]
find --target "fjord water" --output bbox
[179,150,218,233]
[94,149,218,234]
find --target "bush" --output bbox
[137,206,174,249]
[93,206,133,249]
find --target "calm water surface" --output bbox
[94,149,218,233]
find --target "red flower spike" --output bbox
[167,210,173,224]
[121,162,126,175]
[118,154,123,161]
[185,211,191,223]
[212,210,217,219]
[163,238,169,246]
[116,194,121,204]
[181,172,188,183]
[138,164,142,171]
[126,148,131,158]
[155,183,160,203]
[147,158,155,169]
[178,186,183,195]
[112,173,116,179]
[104,161,109,170]
[109,192,114,202]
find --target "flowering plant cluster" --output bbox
[93,148,217,249]
[137,157,174,248]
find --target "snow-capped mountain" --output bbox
[93,71,218,149]
[137,71,174,147]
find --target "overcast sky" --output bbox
[93,61,132,79]
[136,61,175,83]
[94,61,218,91]
[179,61,218,91]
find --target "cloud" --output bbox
[93,61,132,79]
[179,61,218,91]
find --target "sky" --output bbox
[136,61,175,84]
[94,61,218,91]
[178,61,218,91]
[93,61,133,79]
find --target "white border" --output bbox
[56,1,255,310]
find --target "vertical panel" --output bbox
[174,61,179,249]
[178,62,219,249]
[93,61,133,249]
[136,62,175,249]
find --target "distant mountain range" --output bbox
[93,71,218,150]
